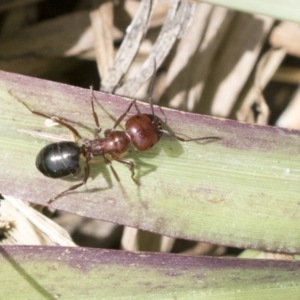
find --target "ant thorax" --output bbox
[85,131,131,156]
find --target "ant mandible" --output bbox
[11,77,218,204]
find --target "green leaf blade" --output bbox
[201,0,300,23]
[1,71,300,252]
[1,246,300,299]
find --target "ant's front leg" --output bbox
[112,100,137,130]
[103,100,137,138]
[90,87,137,136]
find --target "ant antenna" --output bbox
[90,86,101,137]
[147,58,167,123]
[147,59,156,116]
[160,130,221,143]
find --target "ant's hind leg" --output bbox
[9,90,82,140]
[48,160,90,204]
[111,153,139,185]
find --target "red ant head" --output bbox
[125,114,163,152]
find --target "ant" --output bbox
[10,78,218,204]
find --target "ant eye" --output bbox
[104,129,111,136]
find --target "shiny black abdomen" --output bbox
[36,141,81,178]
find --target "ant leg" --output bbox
[47,160,90,204]
[104,100,136,137]
[112,100,136,130]
[9,90,82,139]
[89,150,128,165]
[89,86,101,137]
[102,155,120,182]
[50,117,82,139]
[133,101,141,114]
[110,153,139,185]
[160,130,221,142]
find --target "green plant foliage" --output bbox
[201,0,300,22]
[1,246,300,299]
[1,71,300,253]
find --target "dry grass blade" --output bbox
[236,48,286,124]
[115,0,195,97]
[101,0,155,92]
[90,2,114,81]
[161,3,235,111]
[0,197,76,246]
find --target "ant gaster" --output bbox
[10,82,218,204]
